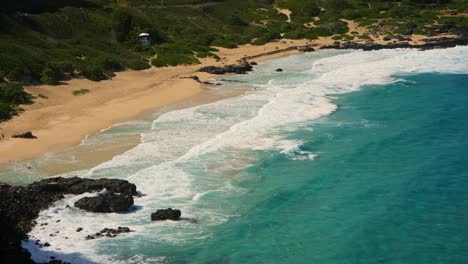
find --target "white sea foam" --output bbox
[24,46,468,263]
[281,145,318,161]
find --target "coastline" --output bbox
[1,41,467,264]
[0,39,317,166]
[0,34,465,166]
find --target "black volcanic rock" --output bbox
[11,131,36,139]
[74,193,134,213]
[0,177,138,263]
[151,208,181,221]
[85,226,132,240]
[31,177,137,196]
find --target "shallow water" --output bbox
[7,47,468,263]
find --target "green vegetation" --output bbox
[0,0,466,84]
[0,82,30,120]
[0,0,466,121]
[72,89,90,96]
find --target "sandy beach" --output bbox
[0,38,322,165]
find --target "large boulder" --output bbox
[150,208,181,221]
[74,193,134,213]
[31,177,137,196]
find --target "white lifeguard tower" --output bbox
[137,33,152,47]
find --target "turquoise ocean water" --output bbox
[7,47,468,263]
[184,73,468,264]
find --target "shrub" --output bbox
[318,21,349,35]
[72,89,90,96]
[80,64,108,81]
[0,102,14,121]
[77,56,123,81]
[358,34,371,40]
[387,5,418,19]
[151,53,200,67]
[251,32,281,46]
[341,8,369,20]
[112,8,132,42]
[123,58,151,70]
[151,42,201,67]
[196,51,220,60]
[40,67,62,85]
[0,83,30,105]
[332,35,342,40]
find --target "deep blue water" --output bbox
[175,73,468,263]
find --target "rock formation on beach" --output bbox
[11,131,37,139]
[199,59,253,75]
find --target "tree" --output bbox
[322,0,351,11]
[40,68,61,85]
[0,83,30,105]
[0,102,13,121]
[112,8,132,42]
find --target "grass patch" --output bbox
[72,89,90,96]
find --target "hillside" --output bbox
[0,0,467,121]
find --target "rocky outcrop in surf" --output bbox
[85,227,132,240]
[74,193,134,213]
[0,177,138,264]
[150,208,181,221]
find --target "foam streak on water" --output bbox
[23,47,468,263]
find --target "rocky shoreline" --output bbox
[2,36,467,264]
[0,177,187,263]
[197,35,468,76]
[0,177,138,264]
[319,35,468,51]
